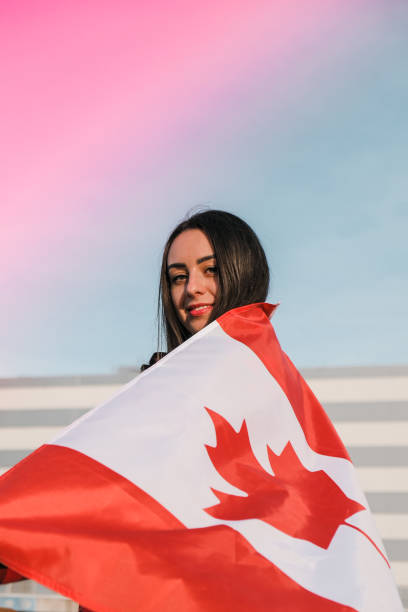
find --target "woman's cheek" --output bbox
[171,286,185,318]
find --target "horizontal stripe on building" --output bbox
[325,401,408,422]
[0,408,89,426]
[3,455,408,481]
[335,421,408,446]
[1,420,408,449]
[383,540,408,562]
[357,467,408,492]
[349,446,408,467]
[1,376,408,410]
[1,401,407,426]
[307,376,408,403]
[0,385,121,409]
[375,515,408,539]
[366,493,408,513]
[391,561,408,586]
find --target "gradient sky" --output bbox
[1,0,407,376]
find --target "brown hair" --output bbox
[158,209,270,353]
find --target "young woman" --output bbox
[142,209,270,370]
[79,209,270,611]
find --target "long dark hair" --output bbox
[158,209,270,353]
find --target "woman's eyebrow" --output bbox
[167,262,187,271]
[197,254,215,264]
[168,254,215,271]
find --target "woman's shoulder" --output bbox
[140,352,167,371]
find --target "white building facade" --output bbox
[0,365,406,610]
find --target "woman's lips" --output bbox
[188,304,213,317]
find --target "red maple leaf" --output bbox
[204,408,366,549]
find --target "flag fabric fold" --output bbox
[0,303,403,611]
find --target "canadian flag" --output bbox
[0,303,403,611]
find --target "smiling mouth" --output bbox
[187,304,213,317]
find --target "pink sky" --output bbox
[2,1,352,249]
[5,0,405,377]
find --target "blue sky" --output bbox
[1,0,407,376]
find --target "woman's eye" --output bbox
[171,274,187,284]
[206,266,218,275]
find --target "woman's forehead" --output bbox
[167,229,214,266]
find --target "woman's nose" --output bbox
[185,270,204,295]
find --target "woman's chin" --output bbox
[186,315,211,334]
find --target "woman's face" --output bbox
[167,229,218,334]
